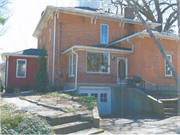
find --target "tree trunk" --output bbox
[127,0,180,91]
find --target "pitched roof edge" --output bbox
[33,6,161,38]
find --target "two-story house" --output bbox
[1,1,180,115]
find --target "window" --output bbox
[16,59,27,78]
[100,93,107,102]
[165,55,172,76]
[91,93,98,99]
[69,54,75,77]
[39,36,41,46]
[49,19,51,42]
[87,52,109,73]
[43,29,45,47]
[101,24,109,44]
[81,93,88,96]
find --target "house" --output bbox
[1,0,180,116]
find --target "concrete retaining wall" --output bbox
[111,88,164,118]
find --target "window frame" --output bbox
[100,24,109,44]
[69,54,75,77]
[86,52,110,74]
[165,55,172,76]
[16,59,27,78]
[49,19,51,42]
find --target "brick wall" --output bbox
[7,56,39,87]
[36,11,179,86]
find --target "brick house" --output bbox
[1,2,180,115]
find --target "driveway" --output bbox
[100,116,180,134]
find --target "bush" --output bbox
[47,85,63,92]
[0,100,54,135]
[5,86,15,94]
[1,84,4,92]
[34,48,49,92]
[1,79,4,92]
[19,85,32,92]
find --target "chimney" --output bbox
[124,7,134,19]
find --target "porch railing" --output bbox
[112,75,159,100]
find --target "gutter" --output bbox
[62,46,133,55]
[127,39,134,52]
[52,10,58,86]
[64,49,78,92]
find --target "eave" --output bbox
[62,45,133,55]
[33,6,161,38]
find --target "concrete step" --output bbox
[162,102,177,108]
[164,108,177,113]
[46,113,79,125]
[68,128,104,135]
[52,121,93,134]
[164,112,180,117]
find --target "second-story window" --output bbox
[101,24,109,44]
[49,19,51,42]
[43,29,45,47]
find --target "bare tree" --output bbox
[0,0,12,36]
[108,0,178,32]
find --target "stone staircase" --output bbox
[45,113,104,134]
[160,98,180,117]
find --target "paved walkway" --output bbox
[100,116,180,134]
[3,97,64,117]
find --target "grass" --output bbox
[0,98,54,134]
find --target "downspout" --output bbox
[64,49,78,92]
[127,39,134,52]
[6,55,9,87]
[52,10,57,86]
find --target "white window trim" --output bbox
[165,55,172,76]
[16,59,27,78]
[100,24,109,44]
[69,54,74,77]
[49,19,51,42]
[86,52,110,74]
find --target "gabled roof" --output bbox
[107,30,179,46]
[1,49,45,61]
[33,5,161,37]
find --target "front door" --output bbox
[117,57,128,84]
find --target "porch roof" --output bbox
[107,29,179,47]
[62,45,133,55]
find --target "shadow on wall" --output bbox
[111,87,164,118]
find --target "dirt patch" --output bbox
[24,93,93,116]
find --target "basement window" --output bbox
[16,59,27,78]
[165,55,172,76]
